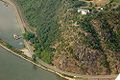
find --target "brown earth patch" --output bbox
[93,0,109,6]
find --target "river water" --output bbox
[0,1,65,80]
[0,1,24,49]
[0,46,65,80]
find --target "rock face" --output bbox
[53,54,80,74]
[52,2,120,75]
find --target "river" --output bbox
[0,1,24,49]
[0,46,65,80]
[0,1,65,80]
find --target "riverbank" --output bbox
[0,0,118,80]
[0,41,117,80]
[0,40,73,80]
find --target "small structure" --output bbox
[96,7,104,12]
[13,34,21,40]
[77,8,90,15]
[100,8,104,10]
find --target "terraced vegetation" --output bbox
[15,0,120,75]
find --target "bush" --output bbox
[40,51,53,64]
[23,32,35,41]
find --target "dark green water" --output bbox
[0,1,65,80]
[0,46,65,80]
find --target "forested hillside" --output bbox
[16,0,120,75]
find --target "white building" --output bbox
[77,9,90,15]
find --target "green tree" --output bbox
[40,51,53,64]
[23,32,35,40]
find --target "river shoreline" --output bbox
[0,41,73,80]
[0,0,118,80]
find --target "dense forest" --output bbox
[16,0,120,75]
